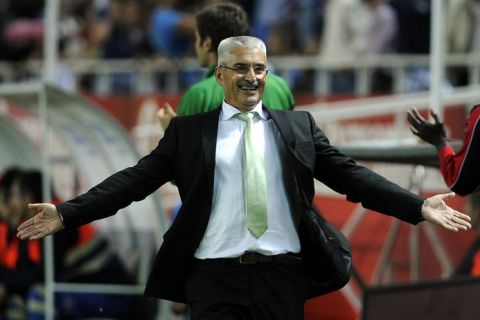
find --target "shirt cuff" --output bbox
[56,207,66,228]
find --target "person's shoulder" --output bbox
[175,106,220,122]
[469,103,480,117]
[266,73,290,88]
[263,73,295,110]
[266,106,310,118]
[178,77,222,115]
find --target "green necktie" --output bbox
[237,112,268,238]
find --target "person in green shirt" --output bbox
[158,2,295,130]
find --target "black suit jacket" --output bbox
[57,105,424,302]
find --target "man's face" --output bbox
[215,47,267,112]
[194,29,209,68]
[6,181,29,226]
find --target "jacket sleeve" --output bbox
[438,105,480,195]
[57,117,178,228]
[307,112,424,224]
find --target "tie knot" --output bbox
[236,112,256,122]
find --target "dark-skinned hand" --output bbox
[407,107,447,148]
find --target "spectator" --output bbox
[0,168,23,319]
[320,0,397,93]
[101,0,151,92]
[1,169,137,319]
[390,0,432,91]
[446,0,480,86]
[148,0,197,58]
[0,0,44,62]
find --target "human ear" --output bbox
[203,35,210,48]
[215,67,224,86]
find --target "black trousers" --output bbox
[185,259,311,320]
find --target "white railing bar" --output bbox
[297,85,480,122]
[54,283,145,295]
[1,53,480,75]
[0,82,43,96]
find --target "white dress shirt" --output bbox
[194,101,301,259]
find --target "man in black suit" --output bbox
[18,36,471,320]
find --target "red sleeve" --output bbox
[438,105,480,194]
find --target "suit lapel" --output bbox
[201,107,221,195]
[266,107,296,150]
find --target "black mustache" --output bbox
[238,80,259,88]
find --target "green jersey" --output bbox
[177,65,295,116]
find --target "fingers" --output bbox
[407,110,426,133]
[17,220,40,240]
[440,207,471,231]
[451,210,472,229]
[164,102,176,116]
[158,103,177,130]
[411,108,425,121]
[409,126,420,136]
[157,107,166,120]
[437,192,456,202]
[159,103,176,117]
[17,218,33,231]
[453,209,471,222]
[429,108,441,124]
[407,110,420,126]
[411,108,426,123]
[407,108,429,126]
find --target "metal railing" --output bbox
[1,53,480,95]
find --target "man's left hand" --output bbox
[421,193,471,231]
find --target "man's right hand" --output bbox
[17,203,64,240]
[407,107,447,148]
[158,102,177,131]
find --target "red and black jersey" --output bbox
[438,104,480,195]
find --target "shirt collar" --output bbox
[220,100,267,121]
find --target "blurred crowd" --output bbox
[0,0,479,93]
[0,167,154,319]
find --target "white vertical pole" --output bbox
[42,0,58,319]
[44,0,58,83]
[39,86,55,320]
[429,0,446,119]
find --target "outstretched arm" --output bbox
[421,192,471,231]
[17,203,64,240]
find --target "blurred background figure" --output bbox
[148,0,197,58]
[0,168,138,320]
[0,168,26,320]
[446,0,480,86]
[0,0,44,63]
[320,0,397,94]
[390,0,432,92]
